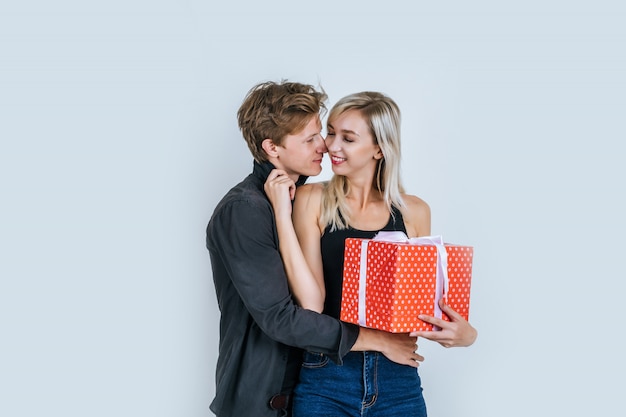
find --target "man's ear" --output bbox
[261,138,279,158]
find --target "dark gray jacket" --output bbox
[206,161,359,417]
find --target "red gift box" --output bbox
[340,232,473,332]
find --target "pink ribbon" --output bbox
[357,231,449,327]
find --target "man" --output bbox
[206,80,422,417]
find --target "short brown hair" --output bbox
[237,80,328,162]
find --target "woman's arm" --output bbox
[402,193,478,347]
[292,183,326,297]
[264,170,324,312]
[412,299,478,347]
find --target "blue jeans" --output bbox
[292,351,427,417]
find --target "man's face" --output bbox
[274,116,327,181]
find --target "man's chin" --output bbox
[305,167,323,177]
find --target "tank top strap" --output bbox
[382,205,407,234]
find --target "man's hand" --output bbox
[411,298,478,348]
[353,328,424,368]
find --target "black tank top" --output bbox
[320,206,407,318]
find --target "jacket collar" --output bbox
[252,160,309,187]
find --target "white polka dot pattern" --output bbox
[340,238,474,332]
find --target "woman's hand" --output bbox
[411,299,478,348]
[264,169,296,218]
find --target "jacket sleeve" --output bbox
[208,198,358,364]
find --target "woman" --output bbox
[266,91,477,416]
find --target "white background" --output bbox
[1,1,625,416]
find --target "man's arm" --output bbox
[208,198,356,363]
[209,197,423,367]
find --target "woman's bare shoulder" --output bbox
[294,182,325,214]
[401,193,431,236]
[402,193,430,214]
[296,181,325,200]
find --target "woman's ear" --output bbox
[261,138,279,158]
[373,146,384,160]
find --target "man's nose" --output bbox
[316,136,328,153]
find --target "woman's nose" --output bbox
[324,136,339,152]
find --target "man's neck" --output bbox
[266,158,300,184]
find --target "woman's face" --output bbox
[325,110,382,178]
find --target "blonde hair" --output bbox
[321,92,406,231]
